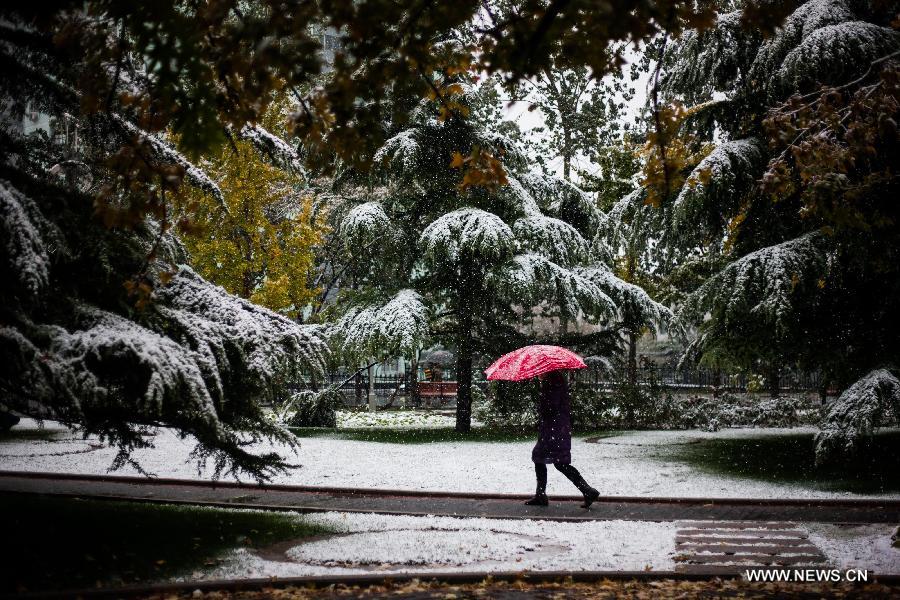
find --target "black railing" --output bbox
[289,367,826,408]
[570,367,825,393]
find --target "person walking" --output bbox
[484,345,600,508]
[525,370,599,508]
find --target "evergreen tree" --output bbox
[0,4,338,479]
[642,0,900,459]
[329,68,669,432]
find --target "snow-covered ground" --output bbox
[193,511,677,580]
[1,419,898,499]
[805,523,900,574]
[3,419,898,577]
[177,512,899,580]
[336,410,458,428]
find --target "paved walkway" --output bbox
[1,471,898,523]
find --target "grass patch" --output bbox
[0,425,67,442]
[672,430,900,493]
[289,427,617,444]
[0,494,332,593]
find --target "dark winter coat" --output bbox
[531,372,572,464]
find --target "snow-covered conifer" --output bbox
[331,289,429,358]
[0,11,328,479]
[326,79,655,432]
[672,138,767,239]
[636,0,900,451]
[340,201,394,248]
[815,369,900,463]
[420,208,515,265]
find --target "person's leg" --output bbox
[554,463,600,508]
[524,462,549,505]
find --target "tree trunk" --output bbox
[354,369,363,405]
[626,329,638,388]
[624,255,638,389]
[712,367,722,399]
[454,261,476,433]
[367,361,377,412]
[456,352,473,433]
[767,363,781,399]
[455,293,474,433]
[409,352,419,408]
[818,373,829,406]
[241,268,253,299]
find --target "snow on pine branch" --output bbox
[420,208,515,265]
[600,188,644,243]
[672,138,766,239]
[513,215,590,266]
[373,129,420,175]
[489,253,616,320]
[0,179,56,299]
[154,266,328,395]
[517,171,602,237]
[331,289,429,358]
[815,368,900,464]
[500,175,543,216]
[683,231,829,335]
[748,0,855,97]
[340,201,393,248]
[664,10,752,100]
[238,124,305,176]
[596,188,659,266]
[777,21,900,92]
[578,266,674,333]
[1,306,222,451]
[2,292,316,479]
[111,115,226,209]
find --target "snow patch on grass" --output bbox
[336,410,458,429]
[204,512,676,578]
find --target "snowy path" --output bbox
[2,419,897,500]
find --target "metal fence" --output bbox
[292,366,826,408]
[570,367,825,393]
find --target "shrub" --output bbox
[473,380,538,429]
[676,394,812,430]
[569,386,617,429]
[281,389,341,428]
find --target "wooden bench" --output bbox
[415,381,457,406]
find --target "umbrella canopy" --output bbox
[421,349,455,365]
[484,345,587,381]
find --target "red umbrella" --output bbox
[484,345,587,381]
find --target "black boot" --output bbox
[580,487,600,509]
[524,493,549,506]
[525,463,549,506]
[554,463,599,508]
